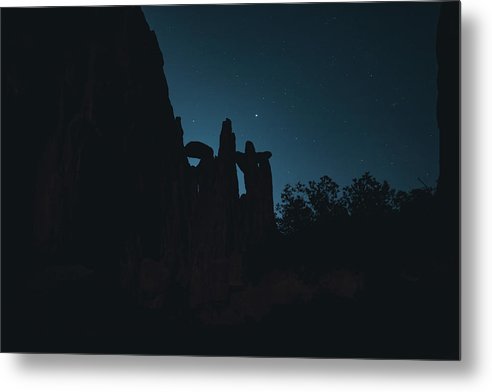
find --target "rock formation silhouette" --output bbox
[2,6,276,310]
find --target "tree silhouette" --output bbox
[275,172,436,234]
[275,182,314,234]
[395,186,435,215]
[341,172,397,217]
[305,175,346,220]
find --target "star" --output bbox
[254,114,259,118]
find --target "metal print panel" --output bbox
[1,1,460,359]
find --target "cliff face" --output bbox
[1,7,275,309]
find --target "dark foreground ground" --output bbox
[2,236,459,359]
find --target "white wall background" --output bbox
[1,0,491,391]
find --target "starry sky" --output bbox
[142,2,441,204]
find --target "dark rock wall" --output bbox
[436,2,460,205]
[434,1,460,345]
[1,6,276,309]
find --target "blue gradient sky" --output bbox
[143,3,440,204]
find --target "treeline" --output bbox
[275,172,435,234]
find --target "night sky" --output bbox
[142,3,441,204]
